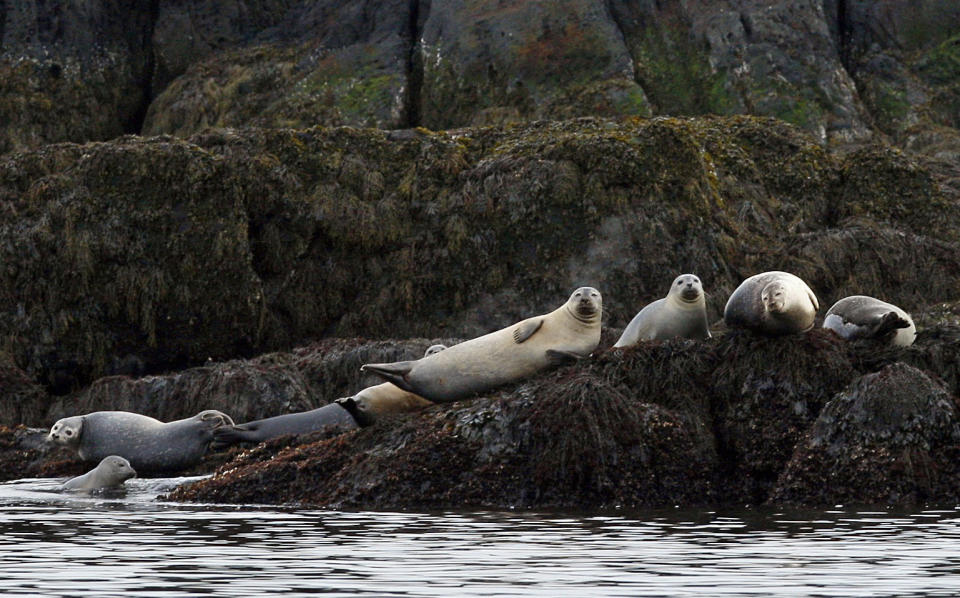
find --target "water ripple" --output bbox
[1,478,959,596]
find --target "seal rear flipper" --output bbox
[513,318,544,344]
[211,424,256,448]
[546,349,585,366]
[872,311,912,338]
[359,362,416,392]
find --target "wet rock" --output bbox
[772,362,960,506]
[170,366,717,509]
[710,329,858,503]
[0,353,50,427]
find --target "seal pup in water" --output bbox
[361,287,603,402]
[723,271,819,336]
[61,455,136,492]
[822,295,916,346]
[47,409,234,473]
[614,274,710,347]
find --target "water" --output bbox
[1,478,960,597]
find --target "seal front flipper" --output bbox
[513,318,544,344]
[359,361,416,393]
[546,349,585,366]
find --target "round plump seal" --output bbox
[614,273,711,347]
[723,271,819,336]
[822,295,916,346]
[61,455,136,492]
[47,409,234,473]
[361,287,603,402]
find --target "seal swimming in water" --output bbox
[822,295,916,346]
[360,287,603,402]
[47,409,233,473]
[61,455,136,492]
[724,271,819,336]
[614,274,710,347]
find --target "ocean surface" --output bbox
[1,477,959,597]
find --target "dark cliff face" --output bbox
[1,1,959,149]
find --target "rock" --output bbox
[168,366,718,509]
[710,329,857,503]
[1,117,957,397]
[772,362,960,506]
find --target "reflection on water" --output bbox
[1,478,959,597]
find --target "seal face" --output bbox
[62,455,136,492]
[614,274,711,347]
[47,409,234,473]
[212,403,359,447]
[724,271,819,336]
[822,295,916,346]
[360,287,603,402]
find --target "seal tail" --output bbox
[211,425,256,449]
[359,361,416,393]
[873,311,911,338]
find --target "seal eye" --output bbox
[65,430,73,437]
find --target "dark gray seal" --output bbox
[62,455,136,492]
[212,403,359,447]
[723,271,819,336]
[822,295,916,346]
[361,287,603,402]
[614,274,710,347]
[47,410,234,473]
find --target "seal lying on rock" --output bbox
[822,295,916,346]
[61,455,136,492]
[361,287,603,402]
[47,410,233,472]
[724,271,819,336]
[215,345,448,444]
[614,274,710,347]
[213,403,359,447]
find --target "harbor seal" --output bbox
[212,403,359,447]
[335,383,436,426]
[61,455,136,492]
[614,274,711,347]
[47,409,234,473]
[336,344,447,425]
[361,287,603,402]
[823,295,916,346]
[723,271,819,336]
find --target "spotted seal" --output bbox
[823,295,916,346]
[47,409,233,473]
[361,287,603,402]
[723,271,819,336]
[614,274,710,347]
[61,455,136,492]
